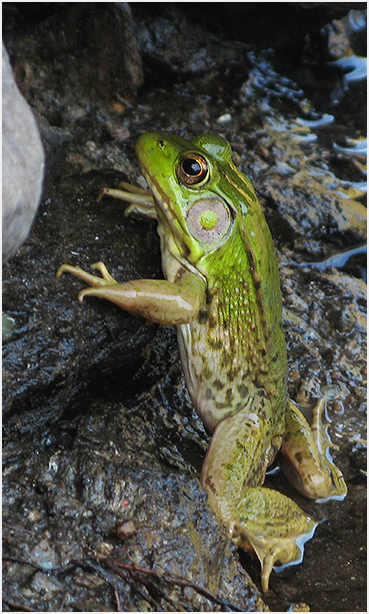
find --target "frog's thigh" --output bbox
[280,398,347,501]
[200,406,317,592]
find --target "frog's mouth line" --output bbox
[140,168,209,284]
[140,167,197,255]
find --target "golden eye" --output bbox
[187,198,231,243]
[177,153,209,186]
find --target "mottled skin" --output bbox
[58,133,347,591]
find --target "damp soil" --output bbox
[2,3,367,612]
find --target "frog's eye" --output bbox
[187,198,232,243]
[177,153,209,186]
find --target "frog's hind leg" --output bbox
[200,399,317,592]
[280,398,347,502]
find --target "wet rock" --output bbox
[30,539,59,571]
[239,54,367,244]
[3,397,265,612]
[28,571,62,599]
[2,171,164,420]
[132,4,248,80]
[58,3,144,101]
[132,3,367,60]
[3,3,143,103]
[2,3,366,612]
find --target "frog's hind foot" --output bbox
[281,398,347,502]
[310,398,347,502]
[229,487,317,592]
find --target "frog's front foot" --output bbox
[97,181,157,219]
[57,262,118,302]
[57,261,205,324]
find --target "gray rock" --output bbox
[2,43,44,261]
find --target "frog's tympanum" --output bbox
[57,133,347,591]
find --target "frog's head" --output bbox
[136,132,256,266]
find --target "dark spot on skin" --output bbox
[220,354,233,369]
[215,401,229,410]
[237,384,249,398]
[205,388,215,400]
[253,379,264,389]
[213,379,225,391]
[241,370,250,382]
[206,290,213,305]
[208,315,217,329]
[225,388,234,404]
[257,389,268,399]
[295,451,303,463]
[227,368,240,382]
[175,267,186,282]
[208,339,222,350]
[258,405,267,420]
[203,475,217,494]
[202,367,212,380]
[198,310,208,324]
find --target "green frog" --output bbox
[57,132,347,591]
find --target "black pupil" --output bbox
[183,158,201,176]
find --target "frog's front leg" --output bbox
[200,395,317,592]
[280,398,347,502]
[57,262,206,325]
[98,181,157,219]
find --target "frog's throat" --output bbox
[140,167,205,264]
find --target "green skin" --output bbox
[57,132,347,591]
